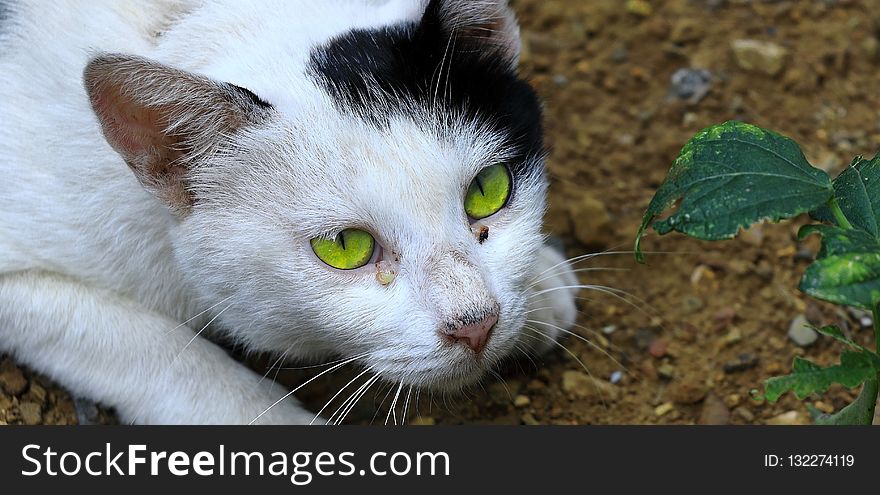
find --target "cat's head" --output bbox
[84,0,547,392]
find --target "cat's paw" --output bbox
[520,244,579,355]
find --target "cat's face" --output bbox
[181,109,546,390]
[85,0,546,391]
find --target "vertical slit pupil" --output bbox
[339,232,346,250]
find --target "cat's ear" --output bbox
[423,0,521,67]
[83,54,272,216]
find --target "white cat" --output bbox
[0,0,579,424]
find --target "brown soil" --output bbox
[3,0,880,425]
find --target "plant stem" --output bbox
[828,197,853,230]
[874,302,880,354]
[869,302,880,424]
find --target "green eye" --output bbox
[464,164,512,220]
[310,229,375,270]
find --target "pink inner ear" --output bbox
[92,88,166,159]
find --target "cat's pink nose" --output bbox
[442,313,499,354]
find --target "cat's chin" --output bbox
[373,345,506,394]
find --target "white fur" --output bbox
[0,0,578,424]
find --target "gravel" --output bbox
[668,68,713,103]
[788,315,819,347]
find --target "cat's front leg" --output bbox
[0,271,315,424]
[521,244,579,354]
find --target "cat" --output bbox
[0,0,579,424]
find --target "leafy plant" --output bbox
[635,121,880,425]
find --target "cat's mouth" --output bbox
[364,322,517,393]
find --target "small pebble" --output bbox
[410,416,436,426]
[601,325,617,335]
[768,336,785,351]
[731,39,789,76]
[625,0,653,17]
[561,371,619,401]
[0,359,27,396]
[725,394,742,408]
[723,353,759,374]
[521,413,540,426]
[25,383,47,405]
[514,395,531,408]
[714,307,737,325]
[657,363,676,380]
[654,402,675,417]
[648,338,668,358]
[767,410,810,426]
[698,393,731,425]
[609,371,623,384]
[19,401,43,426]
[669,68,713,103]
[670,376,708,404]
[690,265,716,286]
[526,379,545,392]
[788,315,818,347]
[718,328,742,349]
[733,406,755,423]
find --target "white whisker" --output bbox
[527,318,629,373]
[385,382,404,426]
[164,294,234,335]
[334,372,383,425]
[248,353,367,425]
[372,383,396,425]
[523,326,609,407]
[310,366,373,425]
[402,385,414,424]
[532,284,657,317]
[176,301,234,358]
[528,267,629,289]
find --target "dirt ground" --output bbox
[4,0,880,425]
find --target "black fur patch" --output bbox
[228,83,273,110]
[308,0,543,179]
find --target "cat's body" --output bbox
[0,0,579,424]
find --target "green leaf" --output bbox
[760,351,877,402]
[814,376,878,425]
[798,225,880,310]
[635,121,833,262]
[854,155,880,225]
[812,325,880,365]
[811,158,880,236]
[813,325,865,350]
[798,224,879,259]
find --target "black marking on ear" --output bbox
[307,1,543,180]
[227,83,273,110]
